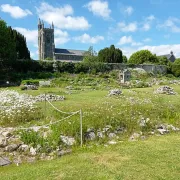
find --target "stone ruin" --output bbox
[108,89,122,96]
[39,81,51,87]
[154,86,176,95]
[35,94,65,102]
[23,85,38,90]
[119,69,131,84]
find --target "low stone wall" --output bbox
[33,60,168,74]
[135,64,167,74]
[108,63,167,74]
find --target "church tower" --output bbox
[38,18,55,60]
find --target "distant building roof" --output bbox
[158,51,175,59]
[54,48,85,56]
[158,54,172,59]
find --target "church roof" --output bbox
[158,51,175,60]
[158,54,172,59]
[54,48,85,56]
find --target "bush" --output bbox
[21,79,40,86]
[21,85,27,90]
[171,64,180,77]
[128,50,158,64]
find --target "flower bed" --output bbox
[0,90,41,125]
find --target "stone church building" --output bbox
[158,51,176,62]
[38,19,85,61]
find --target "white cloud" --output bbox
[14,27,37,43]
[121,47,137,58]
[141,15,155,31]
[121,44,180,58]
[117,22,137,32]
[146,15,155,21]
[158,17,180,33]
[131,42,143,46]
[143,38,151,42]
[0,4,32,18]
[118,36,133,45]
[54,29,70,45]
[30,52,35,58]
[14,27,69,46]
[34,44,38,48]
[142,23,151,31]
[85,0,111,19]
[36,2,91,30]
[117,36,142,46]
[73,33,104,44]
[124,6,134,16]
[139,44,180,57]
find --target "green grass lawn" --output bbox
[1,77,180,179]
[0,133,180,180]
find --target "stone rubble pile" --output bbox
[0,121,179,166]
[108,89,122,96]
[35,94,65,102]
[169,80,180,85]
[156,124,180,135]
[0,127,75,166]
[24,85,38,90]
[154,86,176,95]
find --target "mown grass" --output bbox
[0,133,180,180]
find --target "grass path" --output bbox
[1,133,180,180]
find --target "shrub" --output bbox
[21,85,27,90]
[128,50,158,64]
[171,64,180,77]
[21,79,40,86]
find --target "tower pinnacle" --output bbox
[38,18,41,25]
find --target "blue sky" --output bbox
[1,0,180,59]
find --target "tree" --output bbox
[83,46,98,64]
[83,55,98,64]
[98,47,110,62]
[123,55,128,63]
[8,27,30,60]
[128,50,158,64]
[0,19,16,65]
[45,57,53,61]
[98,45,123,63]
[157,56,168,65]
[173,58,180,65]
[171,58,180,76]
[83,46,97,57]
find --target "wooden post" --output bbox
[80,109,83,147]
[45,92,47,117]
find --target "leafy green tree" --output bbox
[123,55,128,63]
[83,55,98,64]
[171,58,180,76]
[157,56,168,65]
[83,46,97,57]
[8,27,30,60]
[98,47,110,62]
[98,45,123,63]
[128,50,158,64]
[0,19,16,64]
[173,58,180,65]
[45,57,53,61]
[83,46,98,64]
